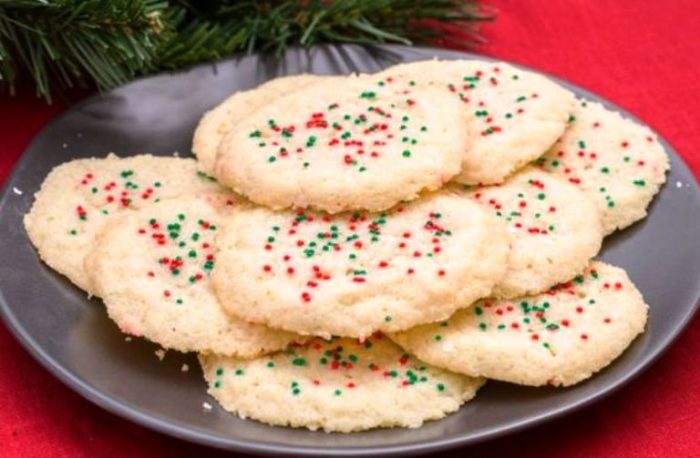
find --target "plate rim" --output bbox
[1,43,699,456]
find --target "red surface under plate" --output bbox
[1,0,699,456]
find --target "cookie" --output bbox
[391,262,648,386]
[378,59,576,185]
[85,194,301,356]
[212,190,509,338]
[214,75,470,213]
[538,99,669,234]
[24,154,223,292]
[464,167,603,298]
[200,334,485,432]
[192,74,331,176]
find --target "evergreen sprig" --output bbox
[0,0,492,102]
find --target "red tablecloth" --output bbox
[1,1,699,456]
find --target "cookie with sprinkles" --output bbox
[24,154,224,292]
[538,99,669,234]
[377,59,576,185]
[390,261,648,387]
[212,190,509,338]
[463,167,603,298]
[85,194,302,356]
[214,75,469,213]
[200,334,484,432]
[193,74,334,176]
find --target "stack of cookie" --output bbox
[24,59,669,433]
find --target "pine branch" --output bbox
[0,0,167,102]
[160,0,490,65]
[0,0,493,103]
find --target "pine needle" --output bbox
[0,0,492,102]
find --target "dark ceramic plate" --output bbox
[1,45,699,456]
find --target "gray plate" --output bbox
[1,45,699,456]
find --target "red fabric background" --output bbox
[1,1,699,456]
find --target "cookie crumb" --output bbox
[181,364,190,372]
[676,181,683,188]
[155,349,167,360]
[202,402,213,411]
[172,151,180,157]
[12,187,22,196]
[124,336,132,342]
[62,143,68,149]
